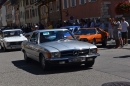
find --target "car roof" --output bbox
[80,28,96,30]
[61,26,80,28]
[35,29,69,32]
[2,29,22,32]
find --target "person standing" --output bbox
[113,18,123,48]
[121,17,129,46]
[108,18,113,40]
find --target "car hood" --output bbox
[4,36,27,42]
[40,40,97,52]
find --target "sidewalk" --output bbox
[97,39,130,50]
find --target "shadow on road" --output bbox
[12,60,92,75]
[102,81,130,86]
[97,45,115,50]
[0,49,21,53]
[113,55,130,58]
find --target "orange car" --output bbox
[74,28,109,46]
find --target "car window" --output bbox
[73,27,78,33]
[39,30,74,43]
[75,29,96,35]
[3,30,22,37]
[30,32,38,43]
[96,28,102,33]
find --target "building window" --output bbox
[43,5,46,14]
[52,3,56,12]
[49,2,52,13]
[56,0,59,11]
[23,12,25,19]
[32,9,35,17]
[26,0,29,5]
[63,0,69,9]
[79,0,86,4]
[70,0,76,7]
[26,10,29,19]
[89,0,97,2]
[35,8,37,16]
[30,9,32,18]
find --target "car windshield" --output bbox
[3,30,22,37]
[40,30,75,43]
[75,29,96,35]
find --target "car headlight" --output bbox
[90,48,97,54]
[51,52,61,58]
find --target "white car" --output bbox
[0,29,27,51]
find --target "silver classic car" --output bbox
[21,29,100,70]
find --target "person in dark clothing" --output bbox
[38,22,45,29]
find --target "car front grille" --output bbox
[61,49,89,57]
[10,41,23,45]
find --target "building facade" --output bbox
[35,0,62,26]
[61,0,123,22]
[24,0,39,26]
[0,6,7,27]
[3,0,13,26]
[19,0,25,26]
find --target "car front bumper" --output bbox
[6,45,21,49]
[46,53,100,65]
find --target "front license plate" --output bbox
[80,57,86,62]
[87,58,93,61]
[69,58,79,62]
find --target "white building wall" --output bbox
[12,6,15,24]
[1,6,7,26]
[19,0,25,25]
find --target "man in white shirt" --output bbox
[121,17,129,45]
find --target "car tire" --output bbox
[92,39,96,45]
[2,44,7,52]
[0,44,3,50]
[40,54,50,70]
[102,38,107,47]
[23,51,31,62]
[85,59,95,68]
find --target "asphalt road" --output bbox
[0,40,130,86]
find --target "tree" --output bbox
[115,0,130,15]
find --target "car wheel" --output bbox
[85,59,95,68]
[102,38,107,47]
[40,54,50,70]
[92,39,96,45]
[3,44,7,52]
[0,44,3,50]
[24,51,31,62]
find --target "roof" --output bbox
[0,0,7,8]
[80,28,96,30]
[10,0,18,5]
[61,26,80,28]
[35,29,68,32]
[2,29,22,32]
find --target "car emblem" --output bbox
[73,50,79,56]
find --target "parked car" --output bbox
[74,28,109,46]
[61,26,80,34]
[0,29,27,51]
[21,29,100,70]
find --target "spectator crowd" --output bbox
[4,17,129,49]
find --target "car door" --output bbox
[28,32,39,60]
